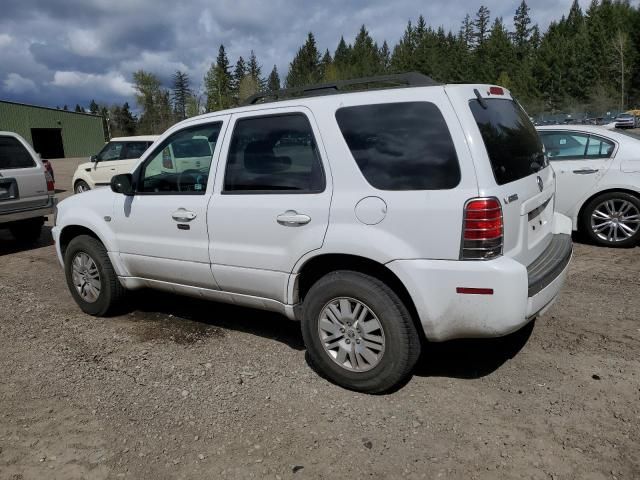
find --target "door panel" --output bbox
[112,119,228,287]
[540,131,614,215]
[208,108,332,303]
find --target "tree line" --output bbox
[81,0,640,137]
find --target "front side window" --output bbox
[138,123,222,194]
[97,142,124,161]
[223,114,325,193]
[122,142,150,159]
[470,98,545,185]
[335,102,460,190]
[0,136,36,169]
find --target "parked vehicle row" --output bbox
[0,131,56,242]
[52,76,573,393]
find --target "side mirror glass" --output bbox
[110,173,134,195]
[90,155,98,163]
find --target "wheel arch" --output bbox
[59,224,103,257]
[292,253,426,342]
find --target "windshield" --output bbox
[469,98,546,185]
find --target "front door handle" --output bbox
[172,208,197,222]
[573,168,599,174]
[276,210,311,226]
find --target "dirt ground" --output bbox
[0,158,638,480]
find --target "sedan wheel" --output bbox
[583,192,640,247]
[590,199,640,243]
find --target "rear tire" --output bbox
[9,217,44,243]
[75,180,90,194]
[64,235,126,316]
[301,270,421,393]
[581,192,640,247]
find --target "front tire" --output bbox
[75,180,90,194]
[301,271,421,393]
[581,192,640,247]
[64,235,125,316]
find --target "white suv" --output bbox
[52,75,572,393]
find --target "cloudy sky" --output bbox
[0,0,630,110]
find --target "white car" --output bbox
[537,125,640,247]
[53,75,572,393]
[72,135,158,193]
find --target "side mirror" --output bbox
[90,155,98,163]
[110,173,134,195]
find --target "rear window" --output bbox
[0,136,36,169]
[470,98,545,185]
[335,102,460,190]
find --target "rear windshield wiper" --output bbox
[473,89,488,109]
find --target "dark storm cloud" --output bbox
[30,43,111,74]
[0,0,629,109]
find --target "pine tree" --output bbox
[267,65,281,92]
[231,56,247,101]
[473,6,491,47]
[172,71,190,121]
[89,100,99,114]
[74,104,83,113]
[351,25,381,77]
[320,49,334,81]
[486,18,516,84]
[285,32,321,88]
[204,45,232,111]
[460,14,474,50]
[379,41,391,73]
[334,36,352,78]
[513,1,533,57]
[63,105,68,111]
[391,21,416,72]
[247,50,264,90]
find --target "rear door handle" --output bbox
[172,209,197,222]
[277,210,311,226]
[572,168,599,174]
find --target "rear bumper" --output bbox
[0,197,56,224]
[387,214,572,342]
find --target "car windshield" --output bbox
[469,98,546,185]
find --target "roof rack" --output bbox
[243,72,439,106]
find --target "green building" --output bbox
[0,100,105,158]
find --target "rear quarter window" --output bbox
[0,136,36,169]
[335,102,460,190]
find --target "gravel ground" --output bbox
[0,158,638,480]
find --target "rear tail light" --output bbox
[45,171,55,193]
[461,198,503,260]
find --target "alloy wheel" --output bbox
[317,297,385,372]
[590,199,640,243]
[71,252,101,303]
